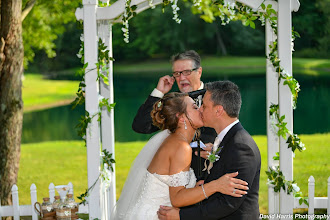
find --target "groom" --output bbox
[158,80,261,220]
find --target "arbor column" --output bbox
[278,0,294,214]
[98,18,116,220]
[266,16,279,216]
[83,0,101,219]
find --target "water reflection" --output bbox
[22,75,330,143]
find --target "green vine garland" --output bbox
[72,19,116,204]
[74,0,309,209]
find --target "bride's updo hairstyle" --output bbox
[151,92,188,133]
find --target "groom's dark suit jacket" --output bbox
[132,95,217,178]
[180,122,261,220]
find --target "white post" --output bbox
[266,14,280,216]
[327,177,330,215]
[98,17,116,220]
[278,0,294,214]
[30,184,38,220]
[68,182,74,195]
[83,0,102,219]
[49,183,55,203]
[11,185,20,220]
[308,176,315,218]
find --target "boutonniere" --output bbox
[203,145,223,174]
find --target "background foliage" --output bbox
[26,0,330,73]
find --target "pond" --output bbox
[22,74,330,143]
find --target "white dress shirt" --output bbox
[214,119,239,146]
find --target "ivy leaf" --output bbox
[273,152,279,161]
[250,16,258,21]
[261,3,266,10]
[249,21,255,29]
[303,199,309,206]
[270,16,277,21]
[100,74,109,85]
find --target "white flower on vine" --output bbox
[271,165,278,171]
[171,0,181,24]
[282,69,288,77]
[192,0,202,7]
[292,183,300,193]
[80,34,84,42]
[100,163,112,189]
[76,47,83,59]
[259,15,265,26]
[269,114,278,136]
[122,20,130,43]
[300,142,306,151]
[267,179,275,187]
[291,39,295,52]
[224,0,235,9]
[148,0,156,9]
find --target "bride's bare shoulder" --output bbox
[162,135,192,155]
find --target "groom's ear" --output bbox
[215,105,224,117]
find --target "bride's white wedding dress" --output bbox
[113,130,197,220]
[126,169,196,220]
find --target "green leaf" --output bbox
[250,16,258,21]
[249,21,255,29]
[261,3,266,10]
[303,199,309,206]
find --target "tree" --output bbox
[292,0,330,58]
[0,0,24,208]
[0,0,80,207]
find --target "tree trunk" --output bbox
[0,0,24,207]
[214,24,227,56]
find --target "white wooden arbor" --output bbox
[75,0,300,219]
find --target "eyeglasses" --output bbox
[172,68,198,78]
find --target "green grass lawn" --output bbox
[18,133,330,214]
[22,74,79,112]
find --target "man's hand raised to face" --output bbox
[156,75,175,94]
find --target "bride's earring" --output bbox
[184,120,187,130]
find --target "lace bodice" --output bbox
[153,168,197,187]
[124,168,197,220]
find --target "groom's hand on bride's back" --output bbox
[157,205,180,220]
[194,143,212,159]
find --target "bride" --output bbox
[113,92,248,220]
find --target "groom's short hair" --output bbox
[205,80,241,118]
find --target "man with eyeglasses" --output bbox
[132,50,217,179]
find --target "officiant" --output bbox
[132,50,217,179]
